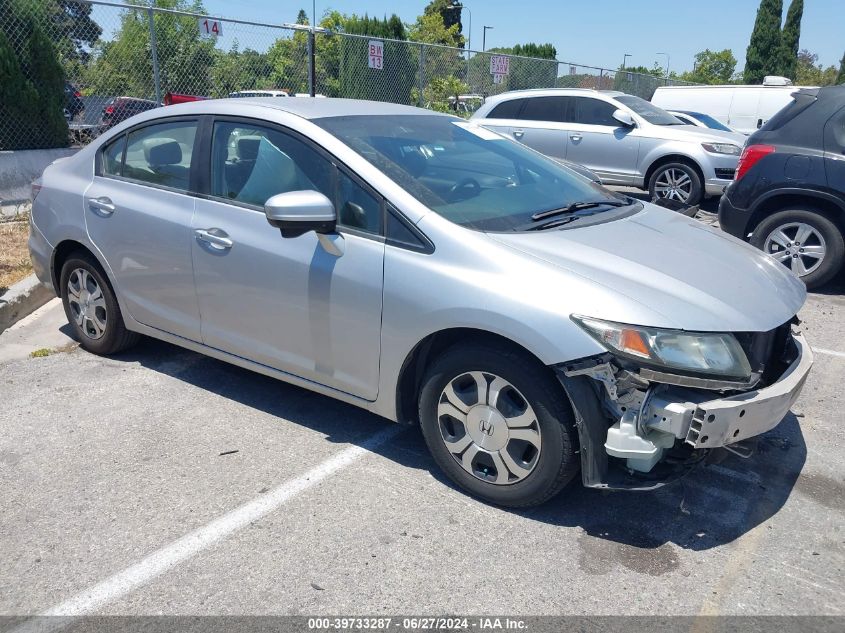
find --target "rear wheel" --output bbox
[751,208,845,289]
[418,343,579,508]
[648,161,703,206]
[60,253,139,355]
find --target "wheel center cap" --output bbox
[465,405,509,452]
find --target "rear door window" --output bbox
[519,96,570,123]
[123,120,197,191]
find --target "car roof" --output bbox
[482,88,625,105]
[153,97,438,120]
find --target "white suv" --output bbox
[472,88,747,205]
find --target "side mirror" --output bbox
[612,109,636,127]
[264,190,336,238]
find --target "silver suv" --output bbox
[472,89,747,206]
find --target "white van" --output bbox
[652,77,815,135]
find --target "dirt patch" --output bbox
[0,221,32,293]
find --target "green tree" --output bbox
[423,0,463,47]
[339,14,415,104]
[778,0,803,80]
[679,49,737,84]
[0,0,68,149]
[744,0,783,84]
[210,43,273,97]
[407,10,461,46]
[795,49,839,86]
[836,51,845,84]
[84,0,215,98]
[417,74,470,113]
[45,1,102,66]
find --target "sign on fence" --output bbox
[198,18,222,38]
[490,55,509,85]
[368,40,384,70]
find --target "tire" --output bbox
[418,343,579,508]
[648,161,703,206]
[750,208,845,289]
[60,252,139,355]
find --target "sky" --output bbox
[186,0,845,74]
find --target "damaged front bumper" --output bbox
[556,332,813,490]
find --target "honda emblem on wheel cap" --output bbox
[479,419,494,436]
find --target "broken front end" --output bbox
[557,317,813,490]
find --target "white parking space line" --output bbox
[813,347,845,359]
[12,425,403,633]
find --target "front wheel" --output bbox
[648,161,703,206]
[418,344,579,508]
[751,208,845,289]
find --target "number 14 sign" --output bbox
[199,18,222,38]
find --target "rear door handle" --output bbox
[512,129,524,138]
[194,229,233,250]
[88,196,115,216]
[570,134,582,141]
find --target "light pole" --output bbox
[446,2,471,53]
[656,52,670,78]
[622,53,631,69]
[482,25,493,52]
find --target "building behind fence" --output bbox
[0,0,697,151]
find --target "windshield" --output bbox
[314,114,627,231]
[615,95,684,126]
[681,111,733,132]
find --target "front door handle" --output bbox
[194,228,233,250]
[88,196,115,216]
[512,129,524,139]
[570,133,582,142]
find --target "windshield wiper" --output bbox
[531,199,627,222]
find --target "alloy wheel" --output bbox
[763,222,826,277]
[654,167,693,202]
[67,267,108,340]
[437,371,542,485]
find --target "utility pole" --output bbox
[622,53,631,69]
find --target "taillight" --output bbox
[74,90,81,98]
[31,179,43,201]
[735,144,775,181]
[104,105,114,114]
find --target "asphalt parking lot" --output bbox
[1,286,843,619]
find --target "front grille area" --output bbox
[715,168,736,180]
[735,321,795,387]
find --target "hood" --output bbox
[487,203,805,333]
[647,124,746,146]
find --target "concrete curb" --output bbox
[0,274,56,334]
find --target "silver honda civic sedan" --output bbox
[29,98,812,507]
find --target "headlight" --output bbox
[572,316,752,380]
[702,142,741,155]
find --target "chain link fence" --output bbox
[0,0,697,151]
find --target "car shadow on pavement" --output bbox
[110,337,806,555]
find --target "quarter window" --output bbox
[101,135,126,176]
[123,120,197,191]
[575,98,619,126]
[210,122,333,207]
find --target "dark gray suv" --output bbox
[719,86,845,289]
